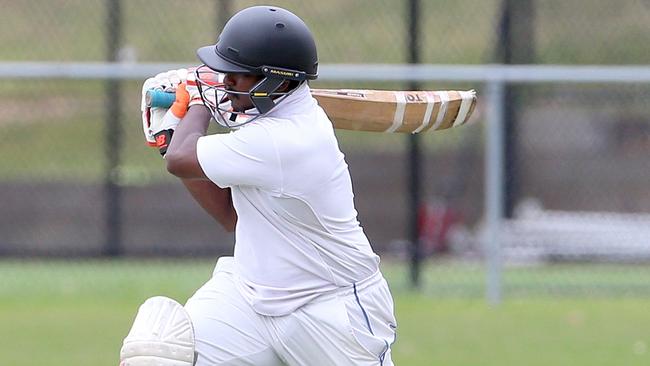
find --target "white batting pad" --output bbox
[120,296,195,366]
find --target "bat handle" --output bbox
[145,89,176,108]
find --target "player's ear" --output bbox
[278,80,302,93]
[278,80,291,92]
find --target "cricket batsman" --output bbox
[120,6,397,365]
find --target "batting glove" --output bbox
[140,68,189,147]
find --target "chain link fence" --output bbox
[1,0,650,297]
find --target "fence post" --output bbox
[217,0,233,31]
[407,0,422,288]
[103,0,122,257]
[496,0,536,217]
[485,79,505,305]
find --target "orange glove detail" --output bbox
[169,83,190,118]
[151,83,191,156]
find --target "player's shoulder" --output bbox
[201,121,274,152]
[237,108,335,147]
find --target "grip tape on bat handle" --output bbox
[145,89,176,108]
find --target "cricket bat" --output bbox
[147,88,477,134]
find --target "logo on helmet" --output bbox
[262,66,305,81]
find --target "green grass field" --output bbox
[2,259,649,366]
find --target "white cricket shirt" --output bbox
[196,84,380,316]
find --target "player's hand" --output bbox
[186,67,222,107]
[185,71,204,107]
[150,83,190,156]
[140,68,189,147]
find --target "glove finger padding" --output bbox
[154,68,189,91]
[169,83,190,119]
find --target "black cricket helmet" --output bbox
[196,6,318,128]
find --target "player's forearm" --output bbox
[181,179,237,232]
[165,105,211,179]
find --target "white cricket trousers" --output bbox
[184,257,397,366]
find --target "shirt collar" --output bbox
[265,82,315,118]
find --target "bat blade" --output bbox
[311,89,477,134]
[146,87,478,133]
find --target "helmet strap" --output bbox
[250,77,285,114]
